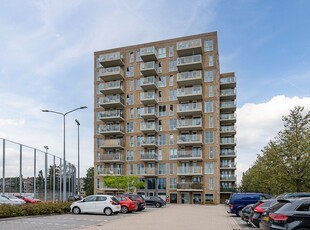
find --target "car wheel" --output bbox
[104,207,112,216]
[72,207,81,214]
[121,206,129,214]
[237,209,242,217]
[155,203,161,208]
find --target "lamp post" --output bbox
[42,106,87,201]
[44,146,48,202]
[75,119,80,196]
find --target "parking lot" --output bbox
[0,205,241,230]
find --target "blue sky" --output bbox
[0,0,309,182]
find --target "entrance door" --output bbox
[170,193,177,203]
[181,193,190,204]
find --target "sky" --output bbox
[0,0,309,184]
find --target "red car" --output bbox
[116,195,138,213]
[14,195,41,204]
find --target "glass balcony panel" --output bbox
[98,52,124,68]
[177,55,202,71]
[177,39,202,56]
[140,46,158,61]
[177,70,203,86]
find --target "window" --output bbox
[169,119,177,130]
[170,178,177,189]
[126,150,134,161]
[208,54,214,67]
[205,193,214,202]
[169,59,177,72]
[96,70,100,81]
[136,51,142,62]
[158,47,166,58]
[169,89,177,101]
[130,136,134,147]
[127,122,134,132]
[158,91,162,102]
[158,76,166,87]
[97,178,100,189]
[126,94,134,105]
[158,134,166,146]
[158,163,166,175]
[136,78,141,90]
[209,115,214,128]
[209,85,214,97]
[169,134,174,145]
[130,108,134,119]
[169,104,174,116]
[204,39,214,52]
[209,178,214,190]
[159,105,166,116]
[297,202,310,211]
[137,136,143,147]
[205,162,214,174]
[158,62,163,73]
[158,120,162,131]
[169,149,177,159]
[126,66,134,77]
[96,138,103,148]
[129,164,134,175]
[158,178,166,189]
[209,146,214,159]
[129,52,134,63]
[169,46,174,57]
[205,131,214,143]
[205,70,214,82]
[136,107,141,118]
[205,101,214,113]
[97,165,104,175]
[129,80,134,91]
[169,163,174,174]
[169,75,174,86]
[158,149,162,160]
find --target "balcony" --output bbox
[140,107,158,119]
[220,101,236,111]
[140,153,158,162]
[176,118,202,131]
[220,149,236,158]
[177,70,203,86]
[177,102,203,116]
[140,46,158,62]
[220,77,236,89]
[220,137,236,146]
[177,134,203,146]
[99,125,125,136]
[176,150,202,161]
[98,52,124,68]
[140,61,158,76]
[220,187,236,193]
[177,182,203,191]
[220,175,236,181]
[98,110,125,122]
[176,39,202,56]
[140,92,158,105]
[137,167,158,176]
[140,76,158,90]
[101,168,124,176]
[99,81,124,95]
[220,89,236,100]
[177,166,203,176]
[220,113,236,124]
[220,126,236,135]
[98,153,125,163]
[99,66,125,81]
[220,162,236,169]
[141,137,158,148]
[140,122,159,133]
[100,139,125,149]
[177,86,202,101]
[177,55,202,72]
[99,96,125,108]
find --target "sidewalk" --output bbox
[80,204,240,230]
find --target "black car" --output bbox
[248,199,277,228]
[260,197,310,230]
[122,194,146,211]
[145,196,166,208]
[276,192,310,199]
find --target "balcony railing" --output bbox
[220,89,236,100]
[98,110,124,121]
[177,86,202,101]
[177,150,202,160]
[177,166,203,175]
[141,137,157,147]
[140,107,158,119]
[140,153,158,161]
[220,126,236,133]
[220,113,236,122]
[220,162,236,169]
[140,76,158,90]
[220,137,236,145]
[220,77,236,89]
[137,167,158,176]
[177,70,203,86]
[99,96,125,108]
[99,81,124,94]
[177,102,203,115]
[176,39,202,56]
[98,153,124,162]
[177,55,202,71]
[98,52,124,68]
[99,66,124,81]
[177,134,202,145]
[140,61,158,76]
[177,118,202,131]
[99,125,125,135]
[140,122,158,133]
[100,139,125,149]
[140,46,158,61]
[177,182,203,190]
[220,101,236,110]
[220,175,236,181]
[102,168,124,175]
[140,92,158,104]
[220,187,236,193]
[220,149,236,158]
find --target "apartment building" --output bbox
[93,32,236,204]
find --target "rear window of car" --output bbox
[269,201,289,213]
[296,202,310,211]
[111,197,119,203]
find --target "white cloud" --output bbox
[236,95,310,184]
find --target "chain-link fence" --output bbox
[0,138,76,202]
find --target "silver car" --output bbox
[1,195,26,205]
[70,195,121,216]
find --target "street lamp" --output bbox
[44,146,49,202]
[75,119,80,196]
[42,106,87,201]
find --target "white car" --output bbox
[1,195,26,205]
[70,195,121,216]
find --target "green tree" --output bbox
[103,175,144,193]
[83,167,94,196]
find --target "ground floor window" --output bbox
[205,193,214,203]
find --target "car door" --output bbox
[80,196,98,213]
[95,195,108,213]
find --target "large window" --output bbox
[209,85,214,97]
[126,66,134,77]
[169,149,177,159]
[169,46,174,57]
[205,162,214,174]
[159,105,166,116]
[158,134,166,146]
[158,178,166,189]
[170,178,177,189]
[127,122,134,132]
[169,163,174,174]
[129,52,134,63]
[127,94,134,105]
[126,150,134,161]
[205,101,214,113]
[205,131,214,143]
[169,89,177,101]
[205,70,214,82]
[169,75,174,86]
[158,47,166,58]
[204,39,214,52]
[169,119,177,130]
[158,163,166,175]
[158,76,166,87]
[208,54,214,67]
[169,59,177,72]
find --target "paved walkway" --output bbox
[80,204,240,230]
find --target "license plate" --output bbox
[263,216,270,222]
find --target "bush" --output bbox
[0,202,71,218]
